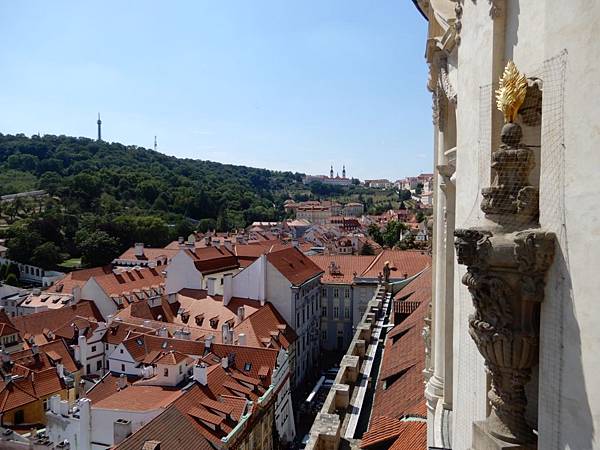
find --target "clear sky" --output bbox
[0,1,431,181]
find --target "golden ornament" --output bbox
[495,61,528,123]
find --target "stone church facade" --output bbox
[414,1,600,449]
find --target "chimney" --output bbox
[206,278,217,297]
[178,236,184,244]
[158,327,168,337]
[32,288,41,296]
[56,363,65,379]
[238,333,246,346]
[134,243,144,257]
[72,285,82,302]
[193,363,208,386]
[221,357,229,369]
[31,344,39,355]
[214,240,221,249]
[143,320,151,328]
[187,234,196,247]
[118,373,127,390]
[237,306,245,322]
[50,395,60,414]
[292,239,299,248]
[223,274,233,306]
[59,400,69,416]
[204,334,214,351]
[224,239,233,252]
[114,418,133,445]
[222,323,231,344]
[204,236,210,246]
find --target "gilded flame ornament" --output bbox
[495,61,528,123]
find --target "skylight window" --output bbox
[244,362,252,371]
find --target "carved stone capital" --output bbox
[454,228,555,445]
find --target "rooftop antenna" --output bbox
[154,136,157,151]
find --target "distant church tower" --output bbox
[342,165,346,178]
[330,165,334,178]
[97,113,102,141]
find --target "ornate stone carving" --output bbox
[455,61,555,448]
[480,123,539,228]
[454,229,555,444]
[488,0,502,18]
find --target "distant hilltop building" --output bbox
[302,165,352,186]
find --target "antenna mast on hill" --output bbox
[154,136,157,151]
[97,113,102,141]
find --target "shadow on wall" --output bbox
[541,240,594,449]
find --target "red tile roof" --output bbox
[48,266,113,294]
[388,422,427,450]
[113,403,213,450]
[155,351,192,366]
[93,267,165,297]
[233,302,296,350]
[310,255,376,284]
[371,269,431,421]
[185,247,239,275]
[11,301,103,337]
[267,247,323,286]
[11,340,78,373]
[361,250,431,280]
[117,247,178,262]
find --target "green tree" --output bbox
[4,273,18,287]
[0,264,7,280]
[367,224,384,246]
[76,230,120,267]
[415,183,424,196]
[383,220,407,248]
[359,242,375,255]
[31,242,62,269]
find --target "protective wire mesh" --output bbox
[459,51,568,235]
[457,50,568,447]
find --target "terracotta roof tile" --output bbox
[11,301,103,338]
[310,255,376,284]
[267,247,323,286]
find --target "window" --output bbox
[86,364,90,373]
[322,307,327,317]
[120,348,124,354]
[244,362,252,371]
[344,289,350,299]
[297,312,300,327]
[322,287,327,297]
[321,330,327,340]
[344,307,350,319]
[91,345,97,352]
[14,410,24,424]
[121,364,125,372]
[164,368,169,376]
[179,365,183,374]
[43,398,49,411]
[333,307,339,319]
[105,343,109,350]
[97,360,102,371]
[333,288,339,298]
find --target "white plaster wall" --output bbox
[232,256,266,300]
[91,408,163,447]
[165,251,202,294]
[265,263,293,327]
[538,2,600,448]
[81,278,118,320]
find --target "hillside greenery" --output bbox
[0,133,408,270]
[0,133,304,268]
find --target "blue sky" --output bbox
[0,1,431,181]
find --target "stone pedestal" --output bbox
[472,421,536,450]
